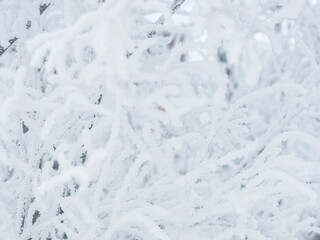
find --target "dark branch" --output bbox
[39,3,51,15]
[0,37,18,57]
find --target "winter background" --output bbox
[0,0,320,239]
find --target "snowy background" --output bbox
[1,0,320,239]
